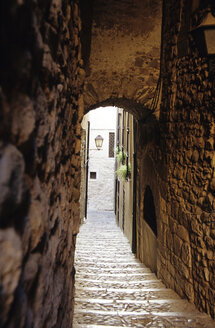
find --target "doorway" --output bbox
[142,185,157,273]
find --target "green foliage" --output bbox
[115,146,120,155]
[116,163,131,181]
[116,150,126,163]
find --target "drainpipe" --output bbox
[122,111,125,162]
[122,111,125,230]
[132,119,137,254]
[85,121,90,220]
[115,109,120,215]
[126,113,129,179]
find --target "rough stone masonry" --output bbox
[0,0,215,327]
[0,1,84,327]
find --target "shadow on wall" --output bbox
[142,185,157,274]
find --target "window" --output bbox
[90,172,97,179]
[109,132,115,158]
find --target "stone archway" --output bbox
[80,0,163,269]
[82,0,163,117]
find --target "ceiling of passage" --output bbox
[83,0,162,118]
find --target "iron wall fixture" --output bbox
[190,9,215,92]
[190,11,215,71]
[95,135,104,150]
[190,12,215,57]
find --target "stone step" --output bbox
[75,261,149,267]
[75,298,182,304]
[75,261,145,267]
[74,298,198,314]
[73,325,131,328]
[77,238,128,240]
[75,278,163,289]
[74,287,179,301]
[75,287,174,293]
[76,234,128,237]
[73,309,213,328]
[75,272,157,280]
[75,250,132,255]
[76,278,162,284]
[75,253,137,257]
[73,211,215,328]
[75,243,131,247]
[75,267,152,274]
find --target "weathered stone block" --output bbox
[181,242,192,268]
[23,253,41,293]
[173,234,183,257]
[0,144,25,227]
[184,281,194,302]
[11,94,35,146]
[166,228,174,250]
[0,229,22,326]
[176,225,189,242]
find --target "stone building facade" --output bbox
[0,0,214,326]
[115,109,136,251]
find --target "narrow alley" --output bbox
[1,1,215,327]
[73,211,215,328]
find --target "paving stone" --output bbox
[73,211,215,328]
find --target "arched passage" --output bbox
[80,94,160,267]
[2,0,215,326]
[85,97,155,120]
[79,103,142,251]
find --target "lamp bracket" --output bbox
[210,1,215,17]
[209,58,215,72]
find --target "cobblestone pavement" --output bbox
[73,211,215,328]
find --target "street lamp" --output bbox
[190,10,215,78]
[190,11,215,58]
[95,135,104,150]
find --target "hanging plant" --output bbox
[116,150,127,163]
[116,163,131,181]
[115,146,120,155]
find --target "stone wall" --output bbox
[0,1,84,327]
[156,0,215,318]
[1,0,214,325]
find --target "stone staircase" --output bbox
[73,211,214,328]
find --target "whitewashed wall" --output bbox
[85,107,117,211]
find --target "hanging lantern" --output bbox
[95,135,104,150]
[190,12,215,57]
